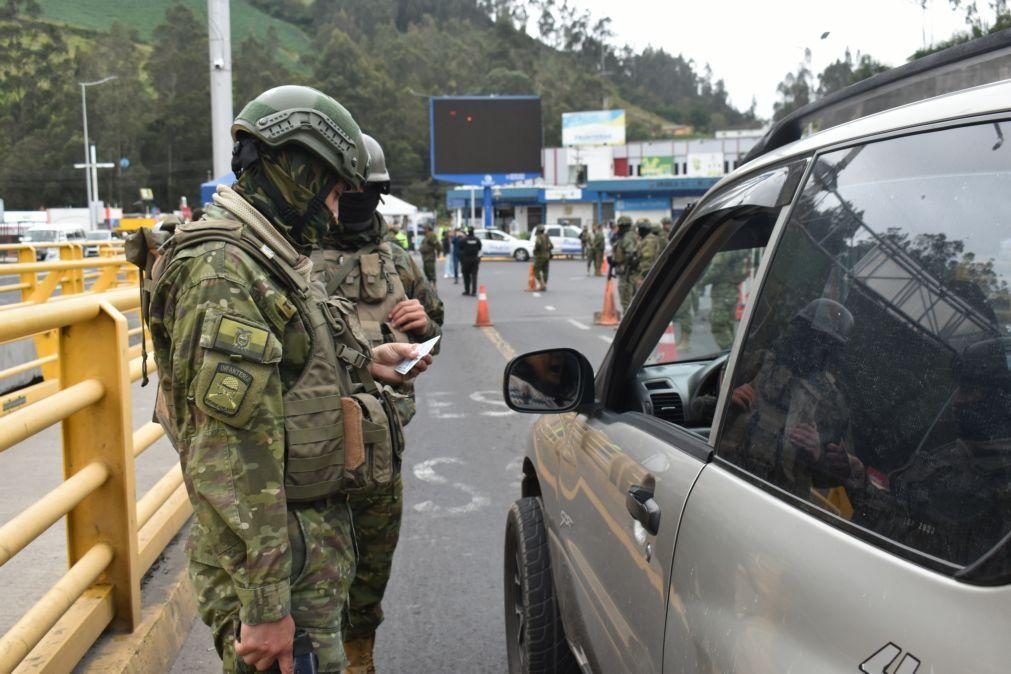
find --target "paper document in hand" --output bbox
[394,335,440,375]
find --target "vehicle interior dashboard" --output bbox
[629,354,729,439]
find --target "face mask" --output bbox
[339,186,382,228]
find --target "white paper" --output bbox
[394,335,440,375]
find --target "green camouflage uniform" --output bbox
[591,229,605,276]
[418,230,439,284]
[149,171,359,671]
[612,229,639,312]
[533,232,553,288]
[702,250,749,349]
[635,230,661,290]
[319,213,444,640]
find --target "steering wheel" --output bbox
[684,353,730,425]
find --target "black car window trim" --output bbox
[600,159,810,441]
[709,116,1011,582]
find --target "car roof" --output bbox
[720,77,1011,190]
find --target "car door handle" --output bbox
[626,485,661,536]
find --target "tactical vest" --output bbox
[145,186,399,502]
[311,242,410,348]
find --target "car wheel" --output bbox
[514,249,530,262]
[504,497,578,674]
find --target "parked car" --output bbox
[474,228,534,261]
[543,224,583,256]
[84,230,114,257]
[502,42,1011,674]
[19,224,87,261]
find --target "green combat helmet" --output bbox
[232,85,369,191]
[362,133,390,193]
[617,215,633,228]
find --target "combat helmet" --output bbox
[362,133,391,193]
[232,85,369,191]
[793,298,854,344]
[617,215,633,228]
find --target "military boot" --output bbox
[343,635,376,674]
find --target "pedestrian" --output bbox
[451,227,462,284]
[533,224,553,291]
[147,85,432,674]
[321,134,444,674]
[419,223,439,284]
[634,219,661,291]
[591,223,605,276]
[611,216,638,312]
[459,226,482,295]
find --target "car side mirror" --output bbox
[503,348,594,414]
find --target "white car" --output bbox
[543,224,584,256]
[473,228,534,261]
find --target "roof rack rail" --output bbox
[744,28,1011,162]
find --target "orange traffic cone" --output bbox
[657,323,679,361]
[593,278,621,326]
[524,263,537,292]
[600,257,609,276]
[474,285,493,327]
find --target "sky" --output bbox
[568,0,974,120]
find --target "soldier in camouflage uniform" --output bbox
[591,224,605,276]
[315,134,444,674]
[701,248,750,350]
[634,219,661,291]
[148,86,431,674]
[611,216,639,312]
[418,224,439,284]
[532,225,553,291]
[721,299,863,499]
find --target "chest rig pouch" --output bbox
[153,186,400,501]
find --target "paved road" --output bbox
[170,258,617,672]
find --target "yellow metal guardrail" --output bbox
[0,288,191,673]
[1,242,138,394]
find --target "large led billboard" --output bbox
[430,96,542,184]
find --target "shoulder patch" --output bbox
[202,363,253,416]
[213,315,271,361]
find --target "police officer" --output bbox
[418,223,439,284]
[634,219,661,291]
[533,225,553,291]
[459,226,482,295]
[148,86,431,674]
[318,134,444,674]
[611,216,638,312]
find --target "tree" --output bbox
[233,27,296,108]
[773,61,814,122]
[818,49,889,97]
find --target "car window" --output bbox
[564,226,581,238]
[474,230,488,240]
[490,231,506,240]
[546,227,560,237]
[716,121,1011,574]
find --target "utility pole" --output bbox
[77,77,117,229]
[208,0,234,180]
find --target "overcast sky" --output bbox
[569,0,973,120]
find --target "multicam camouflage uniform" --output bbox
[317,211,444,642]
[533,229,553,290]
[611,223,639,312]
[418,229,439,284]
[591,226,605,276]
[634,225,661,291]
[701,249,749,350]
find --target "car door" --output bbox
[666,120,1011,673]
[553,163,804,673]
[487,230,510,256]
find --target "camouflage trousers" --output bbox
[345,472,404,640]
[618,275,635,312]
[533,258,550,286]
[422,257,437,284]
[709,288,739,350]
[189,502,356,674]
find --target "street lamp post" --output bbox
[78,76,117,229]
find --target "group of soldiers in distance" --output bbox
[579,216,672,311]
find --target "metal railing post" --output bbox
[59,299,140,631]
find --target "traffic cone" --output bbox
[593,278,621,326]
[600,257,609,276]
[657,323,679,361]
[524,263,537,292]
[474,285,493,327]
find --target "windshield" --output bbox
[21,230,60,242]
[86,231,111,241]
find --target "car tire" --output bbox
[514,249,530,262]
[504,497,579,674]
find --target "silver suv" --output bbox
[502,40,1011,674]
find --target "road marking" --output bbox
[470,390,515,416]
[426,392,464,419]
[545,305,557,312]
[412,457,491,516]
[567,319,590,331]
[479,326,516,361]
[532,292,541,298]
[598,335,613,344]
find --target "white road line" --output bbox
[532,292,541,298]
[599,335,613,344]
[567,319,591,331]
[545,305,557,312]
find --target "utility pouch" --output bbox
[358,253,386,304]
[123,227,168,385]
[341,393,395,492]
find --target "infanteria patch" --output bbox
[213,316,269,361]
[203,363,254,416]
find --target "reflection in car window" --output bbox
[717,121,1011,571]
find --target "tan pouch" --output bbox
[359,253,387,303]
[341,397,366,473]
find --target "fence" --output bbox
[0,286,190,672]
